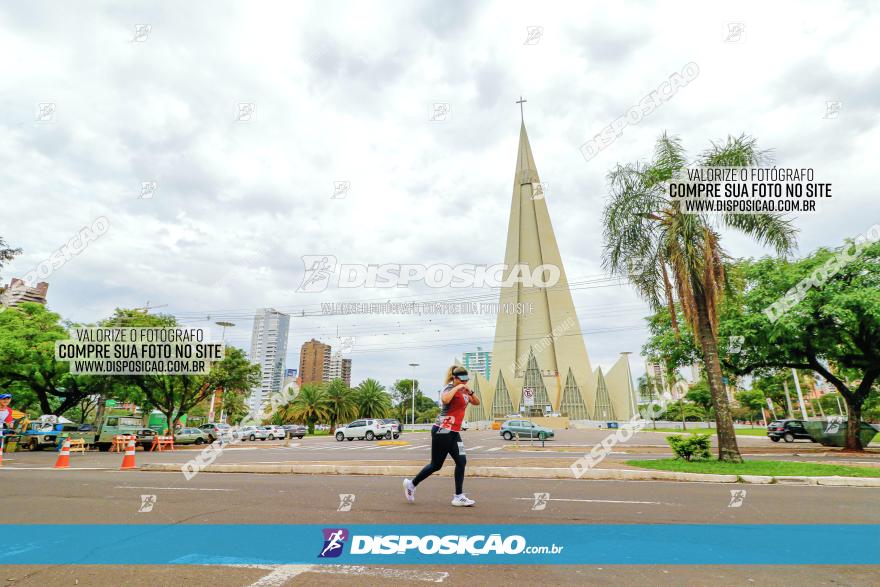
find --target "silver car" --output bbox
[237,425,269,441]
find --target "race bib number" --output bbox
[457,441,466,455]
[435,415,455,431]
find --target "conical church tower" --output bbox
[485,118,595,419]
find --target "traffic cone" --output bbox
[54,438,71,469]
[120,438,137,470]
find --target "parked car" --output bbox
[500,420,554,441]
[381,419,402,439]
[237,425,269,441]
[135,428,157,451]
[767,419,814,443]
[199,423,233,442]
[264,425,286,440]
[335,419,391,441]
[282,424,307,439]
[174,427,211,445]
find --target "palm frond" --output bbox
[719,214,798,257]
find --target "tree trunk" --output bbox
[693,290,742,462]
[844,399,863,451]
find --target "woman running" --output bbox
[404,366,480,506]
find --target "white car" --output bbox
[335,419,391,441]
[237,425,269,441]
[265,425,287,440]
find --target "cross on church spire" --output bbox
[516,96,527,122]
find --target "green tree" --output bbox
[222,388,250,424]
[325,378,357,433]
[285,383,330,434]
[0,235,21,275]
[685,379,714,425]
[94,308,260,432]
[0,302,122,415]
[721,241,880,449]
[664,400,705,422]
[735,389,767,426]
[353,378,392,418]
[392,379,436,424]
[602,132,797,461]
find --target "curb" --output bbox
[139,463,880,487]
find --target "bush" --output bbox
[666,433,711,461]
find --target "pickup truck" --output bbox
[65,413,146,451]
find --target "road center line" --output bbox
[114,486,233,491]
[513,497,668,505]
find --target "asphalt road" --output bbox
[2,464,879,586]
[5,428,877,470]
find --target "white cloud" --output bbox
[1,1,877,390]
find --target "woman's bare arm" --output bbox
[441,383,467,404]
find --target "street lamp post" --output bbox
[211,321,235,422]
[409,363,419,429]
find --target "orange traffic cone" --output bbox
[55,438,71,469]
[120,438,137,470]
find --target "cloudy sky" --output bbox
[1,1,877,394]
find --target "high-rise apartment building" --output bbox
[247,308,290,413]
[324,351,352,387]
[299,338,331,384]
[462,346,492,380]
[0,278,49,308]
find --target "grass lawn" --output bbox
[642,427,768,436]
[626,458,880,478]
[645,428,880,443]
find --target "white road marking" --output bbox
[486,446,504,452]
[405,445,428,450]
[1,467,111,470]
[514,497,669,505]
[311,565,448,582]
[238,564,447,584]
[468,446,484,451]
[247,565,314,586]
[114,486,233,491]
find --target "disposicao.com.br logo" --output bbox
[318,528,563,557]
[297,255,561,292]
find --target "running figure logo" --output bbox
[532,492,550,511]
[337,494,356,512]
[138,494,156,513]
[298,255,337,293]
[728,489,747,508]
[318,528,349,558]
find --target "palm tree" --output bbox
[353,378,392,418]
[325,379,358,434]
[602,133,797,462]
[286,383,330,434]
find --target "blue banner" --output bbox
[0,524,877,565]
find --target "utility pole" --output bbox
[408,363,419,429]
[210,321,235,422]
[783,379,795,419]
[791,368,809,420]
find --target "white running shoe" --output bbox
[404,478,416,503]
[451,494,475,507]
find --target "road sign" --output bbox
[523,387,535,407]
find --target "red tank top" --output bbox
[435,384,469,432]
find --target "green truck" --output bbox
[64,411,146,451]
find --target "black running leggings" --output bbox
[412,427,466,494]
